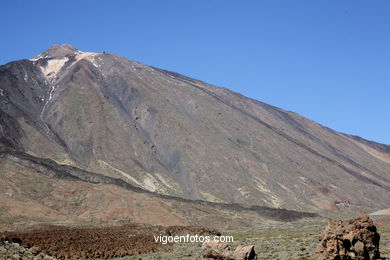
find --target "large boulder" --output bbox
[202,242,257,259]
[202,242,232,259]
[231,245,257,259]
[313,216,381,260]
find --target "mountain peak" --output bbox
[32,44,81,60]
[49,43,78,53]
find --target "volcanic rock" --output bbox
[202,242,257,259]
[202,242,232,259]
[312,216,381,260]
[1,44,390,216]
[232,245,257,260]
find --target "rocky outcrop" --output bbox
[202,242,257,259]
[0,240,56,260]
[313,216,381,260]
[232,245,257,260]
[202,242,231,259]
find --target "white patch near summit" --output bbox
[75,52,96,61]
[40,57,69,81]
[74,52,102,68]
[38,51,101,83]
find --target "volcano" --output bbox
[0,44,389,220]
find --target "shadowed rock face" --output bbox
[0,44,389,212]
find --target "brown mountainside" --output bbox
[0,44,389,216]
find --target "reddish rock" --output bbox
[28,246,40,254]
[202,242,231,259]
[232,245,257,260]
[202,242,257,259]
[312,216,381,260]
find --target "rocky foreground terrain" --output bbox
[0,240,55,260]
[1,217,389,259]
[1,224,219,259]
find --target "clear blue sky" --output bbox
[1,1,389,144]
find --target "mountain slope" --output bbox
[0,151,316,229]
[0,44,389,213]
